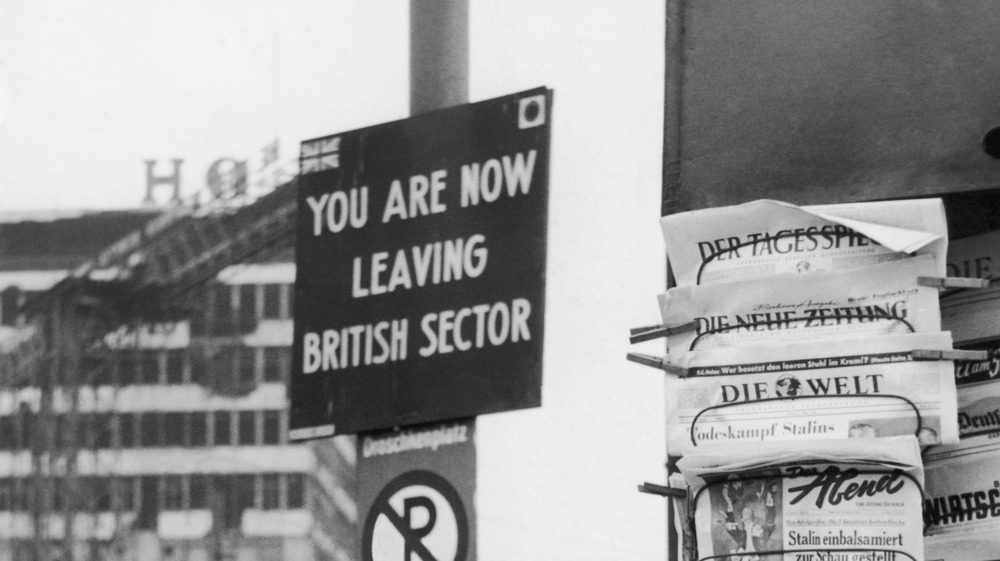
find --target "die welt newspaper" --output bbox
[678,437,926,561]
[663,332,958,456]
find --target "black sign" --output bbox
[290,88,551,438]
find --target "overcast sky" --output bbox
[0,2,668,559]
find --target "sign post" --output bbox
[290,86,551,561]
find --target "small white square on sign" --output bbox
[518,95,546,129]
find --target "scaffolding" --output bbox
[0,180,298,561]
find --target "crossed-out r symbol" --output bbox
[363,470,468,561]
[404,496,437,561]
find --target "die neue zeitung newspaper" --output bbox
[660,199,947,287]
[678,437,926,561]
[664,332,958,456]
[658,256,942,362]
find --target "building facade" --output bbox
[0,210,356,561]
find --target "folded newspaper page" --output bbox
[667,471,696,561]
[678,437,925,561]
[664,333,958,456]
[659,256,942,361]
[661,198,947,287]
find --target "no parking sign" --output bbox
[358,419,476,561]
[363,471,468,561]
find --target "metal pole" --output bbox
[664,2,683,560]
[404,3,474,560]
[409,0,469,115]
[662,0,683,218]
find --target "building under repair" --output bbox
[0,182,357,561]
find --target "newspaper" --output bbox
[923,437,1000,538]
[661,198,947,287]
[920,339,1000,550]
[678,437,926,561]
[952,343,1000,439]
[664,333,958,456]
[658,256,942,361]
[939,230,1000,343]
[944,228,1000,281]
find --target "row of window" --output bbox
[67,345,291,388]
[0,409,287,451]
[1,282,293,330]
[189,282,293,337]
[0,473,307,522]
[3,540,304,561]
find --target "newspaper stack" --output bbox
[647,199,959,561]
[910,230,1000,560]
[657,199,957,453]
[921,343,1000,560]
